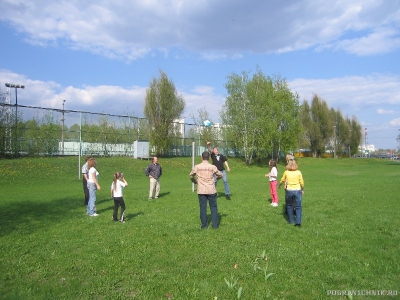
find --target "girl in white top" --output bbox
[265,159,279,206]
[111,172,128,223]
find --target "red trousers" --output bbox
[270,180,278,203]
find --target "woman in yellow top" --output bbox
[279,159,304,227]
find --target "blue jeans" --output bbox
[87,182,97,215]
[215,170,231,195]
[198,194,218,229]
[285,190,302,224]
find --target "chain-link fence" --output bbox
[0,103,240,158]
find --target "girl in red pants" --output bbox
[265,160,278,206]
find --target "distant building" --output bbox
[358,144,376,153]
[172,118,185,137]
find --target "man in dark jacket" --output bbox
[206,142,231,199]
[145,156,162,199]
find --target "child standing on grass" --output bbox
[111,172,128,223]
[265,159,278,206]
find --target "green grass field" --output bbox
[0,156,399,299]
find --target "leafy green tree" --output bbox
[0,89,9,154]
[37,113,61,155]
[268,76,301,159]
[144,71,185,156]
[308,95,332,157]
[299,101,312,150]
[349,117,362,156]
[68,124,80,140]
[22,119,40,155]
[97,116,119,155]
[221,71,255,164]
[221,69,300,164]
[301,96,362,158]
[331,109,349,157]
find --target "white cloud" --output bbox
[389,118,400,126]
[0,0,399,60]
[377,109,395,114]
[0,68,146,116]
[289,74,400,111]
[181,86,225,123]
[327,26,400,55]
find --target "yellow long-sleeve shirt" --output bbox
[280,170,304,191]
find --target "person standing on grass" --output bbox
[87,158,101,217]
[284,154,296,216]
[82,156,92,206]
[279,159,304,227]
[111,172,128,223]
[145,156,162,199]
[265,159,278,206]
[206,141,231,200]
[190,151,222,229]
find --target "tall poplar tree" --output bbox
[309,95,332,157]
[144,71,185,156]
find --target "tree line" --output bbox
[143,69,362,162]
[1,68,362,160]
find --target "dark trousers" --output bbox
[83,177,89,205]
[198,193,218,229]
[113,197,126,221]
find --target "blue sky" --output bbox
[0,0,399,149]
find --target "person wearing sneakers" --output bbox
[265,159,278,206]
[145,156,162,199]
[111,172,128,223]
[279,159,304,227]
[87,158,101,217]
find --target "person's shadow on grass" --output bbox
[203,212,228,228]
[126,211,144,220]
[155,191,171,198]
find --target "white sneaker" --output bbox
[90,213,99,216]
[272,203,278,207]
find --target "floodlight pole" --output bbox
[5,83,25,156]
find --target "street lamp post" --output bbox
[62,100,66,155]
[5,83,25,156]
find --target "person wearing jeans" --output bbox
[285,190,303,225]
[87,158,101,216]
[279,159,304,227]
[82,156,92,205]
[206,142,231,199]
[190,151,222,229]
